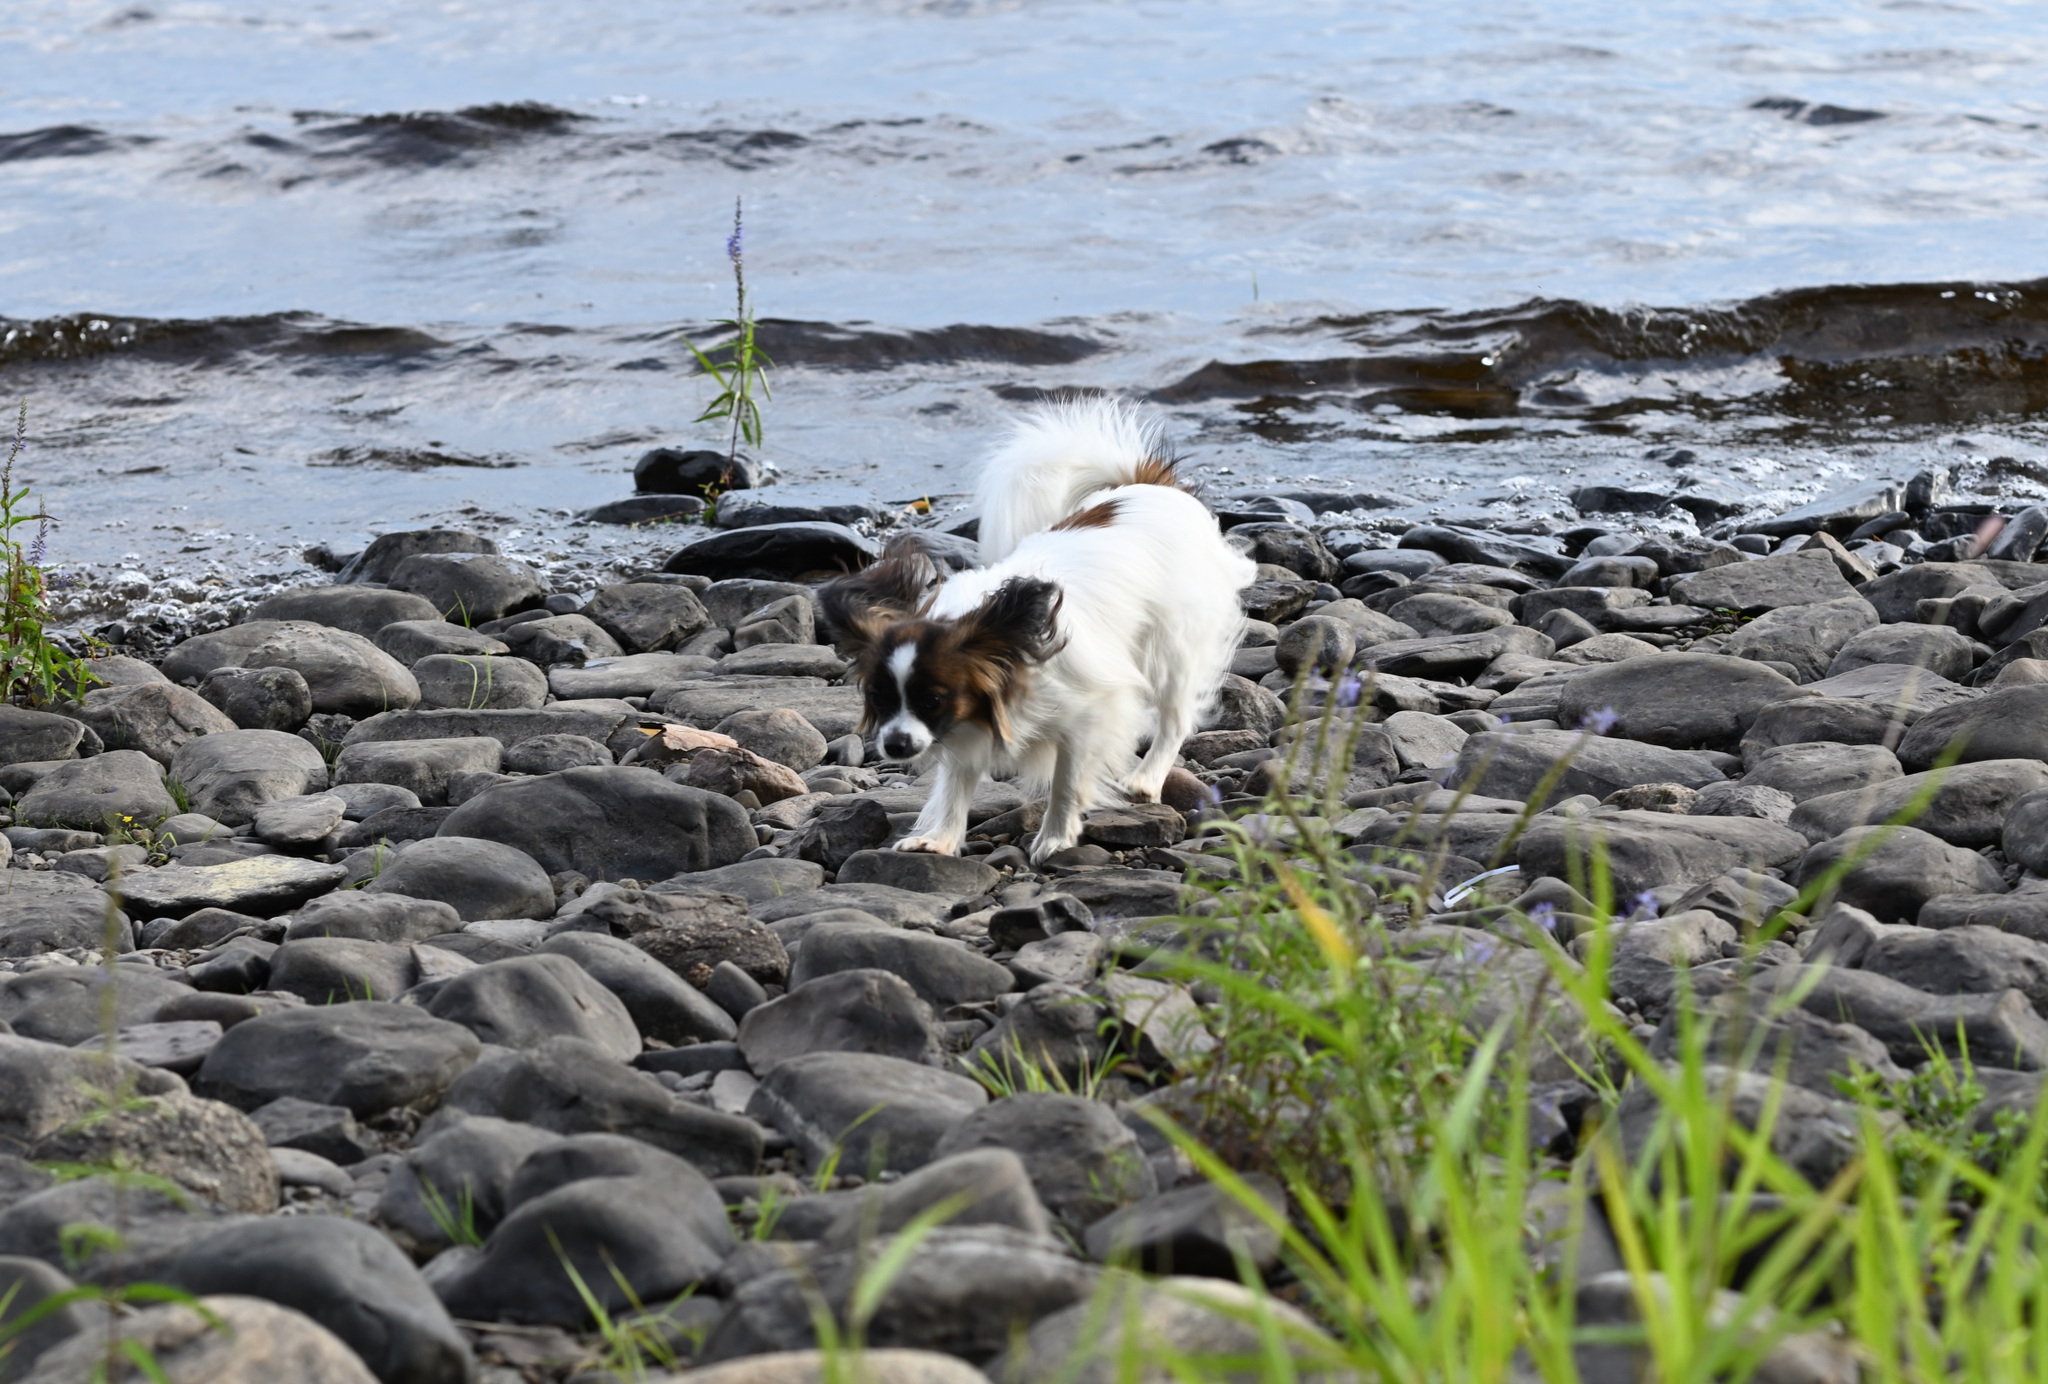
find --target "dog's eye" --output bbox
[914,688,948,714]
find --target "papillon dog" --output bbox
[821,398,1257,864]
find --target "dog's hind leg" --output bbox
[896,757,978,855]
[1122,679,1199,803]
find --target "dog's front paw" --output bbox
[1119,778,1162,804]
[895,836,956,856]
[1026,829,1077,866]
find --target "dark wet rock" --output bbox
[1555,654,1808,752]
[169,730,330,827]
[14,750,175,829]
[539,931,738,1043]
[747,1050,985,1174]
[337,805,454,849]
[932,1093,1155,1234]
[71,683,236,767]
[268,938,417,1004]
[787,922,1013,1008]
[375,1115,560,1254]
[427,954,639,1059]
[438,1036,762,1174]
[716,483,889,530]
[665,522,881,582]
[1897,684,2048,771]
[1790,759,2048,847]
[163,621,420,718]
[636,446,760,495]
[0,706,87,766]
[31,1091,277,1214]
[157,1216,474,1384]
[700,580,815,631]
[248,1098,377,1166]
[818,1147,1050,1250]
[436,1169,732,1328]
[583,493,708,524]
[1796,825,2005,924]
[1519,811,1809,899]
[339,528,499,585]
[121,856,349,920]
[750,884,952,929]
[334,735,503,807]
[187,937,278,994]
[737,969,942,1071]
[632,914,790,991]
[438,765,754,880]
[1237,579,1316,624]
[1719,597,1879,683]
[410,654,548,712]
[1081,1175,1286,1277]
[1360,626,1555,680]
[363,836,555,921]
[1397,524,1572,576]
[387,552,549,625]
[248,585,442,639]
[194,1002,480,1115]
[1447,729,1724,808]
[700,1225,1093,1364]
[836,849,1001,898]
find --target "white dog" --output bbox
[821,398,1256,863]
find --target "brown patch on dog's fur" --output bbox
[1051,499,1122,532]
[842,578,1065,748]
[1128,449,1186,490]
[818,538,939,658]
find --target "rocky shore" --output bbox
[1,453,2046,1382]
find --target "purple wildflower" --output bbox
[1632,890,1660,919]
[1334,673,1362,708]
[1528,901,1557,934]
[726,198,744,267]
[1580,705,1618,735]
[1200,782,1224,808]
[29,514,47,569]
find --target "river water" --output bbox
[3,0,2047,583]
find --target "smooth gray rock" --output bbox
[1670,548,1861,613]
[344,706,633,752]
[0,1255,96,1381]
[966,985,1114,1093]
[0,872,132,960]
[498,614,624,667]
[1790,759,2048,847]
[994,1276,1333,1384]
[71,683,237,767]
[119,856,348,920]
[268,938,417,1004]
[333,736,503,808]
[539,931,738,1044]
[1742,741,1903,802]
[437,766,755,881]
[158,1216,474,1384]
[427,954,640,1059]
[787,922,1013,1009]
[836,850,1000,898]
[193,1002,480,1115]
[340,528,499,585]
[372,620,512,665]
[746,1051,986,1175]
[1763,963,2048,1070]
[1802,663,1975,722]
[248,585,441,639]
[251,793,346,849]
[1740,697,1908,760]
[1518,811,1809,899]
[582,583,714,654]
[714,709,828,773]
[162,621,420,719]
[364,836,555,921]
[737,970,943,1072]
[1720,596,1880,683]
[1898,683,2048,771]
[387,551,548,625]
[0,707,85,767]
[663,679,866,742]
[169,731,330,828]
[375,1114,561,1255]
[1081,1177,1287,1278]
[1862,924,2048,1016]
[1795,825,2006,924]
[1447,729,1725,808]
[500,734,612,774]
[932,1094,1155,1235]
[14,750,175,830]
[438,1036,762,1175]
[411,655,548,712]
[1555,654,1810,751]
[1828,624,1979,682]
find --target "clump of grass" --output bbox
[686,198,772,495]
[0,403,99,706]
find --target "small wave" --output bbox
[732,319,1103,371]
[1750,97,1887,126]
[290,102,589,167]
[0,125,154,162]
[1157,279,2048,426]
[310,446,519,471]
[0,312,445,369]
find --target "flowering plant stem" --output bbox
[686,198,773,492]
[0,403,95,706]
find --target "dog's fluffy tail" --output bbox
[974,397,1178,563]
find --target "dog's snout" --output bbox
[880,730,918,760]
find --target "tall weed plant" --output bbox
[687,198,772,492]
[0,403,97,706]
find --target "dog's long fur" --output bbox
[822,398,1256,863]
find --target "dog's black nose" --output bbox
[881,731,915,760]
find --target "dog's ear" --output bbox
[819,537,939,656]
[951,577,1064,744]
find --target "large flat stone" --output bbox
[343,706,633,750]
[119,857,349,920]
